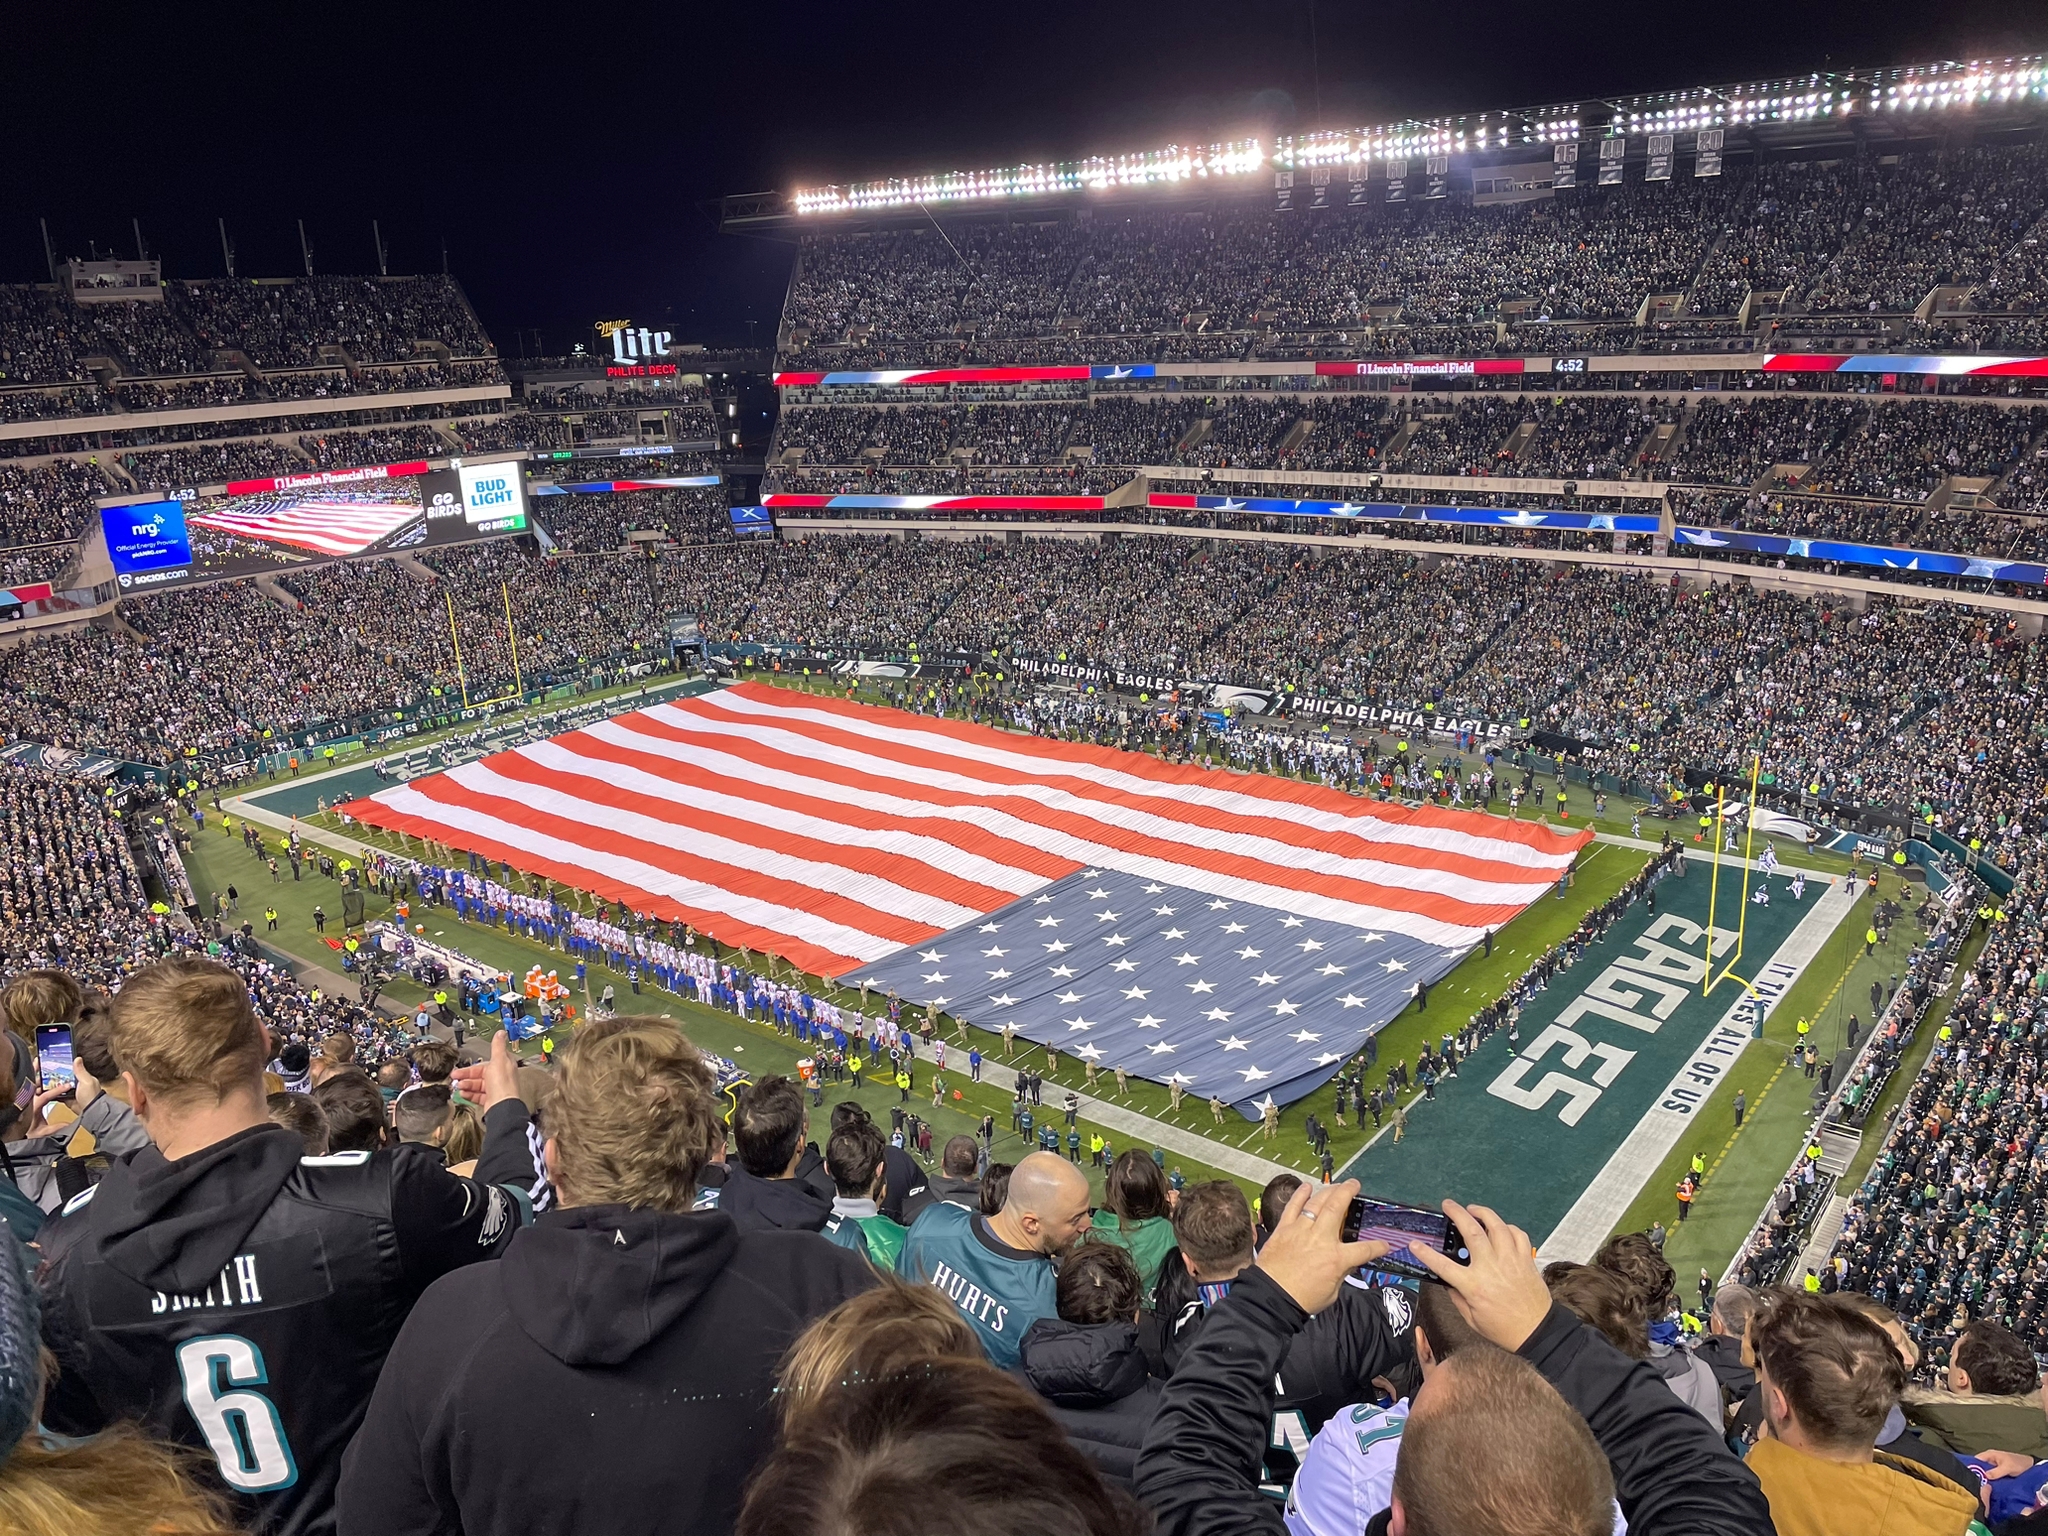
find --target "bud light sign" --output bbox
[100,498,195,587]
[457,463,527,532]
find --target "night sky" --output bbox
[5,1,2040,351]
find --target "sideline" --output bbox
[1067,1089,1298,1185]
[1536,875,1859,1262]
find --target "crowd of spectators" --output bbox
[120,440,306,490]
[300,424,448,469]
[782,145,2048,376]
[0,518,2046,1533]
[0,275,492,391]
[0,459,106,547]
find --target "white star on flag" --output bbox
[989,993,1020,1007]
[1134,1014,1165,1028]
[1147,1041,1177,1055]
[1044,940,1071,953]
[1103,933,1130,947]
[1173,951,1201,965]
[921,971,948,984]
[1064,1016,1096,1032]
[1289,1029,1323,1043]
[1313,1052,1345,1066]
[1338,993,1368,1008]
[1236,946,1263,960]
[1316,963,1347,976]
[1110,959,1138,973]
[978,922,1002,933]
[1076,1045,1105,1060]
[1217,1035,1250,1050]
[1056,990,1083,1004]
[982,946,1007,957]
[1381,958,1409,972]
[1296,938,1325,952]
[1188,979,1216,994]
[1251,971,1280,986]
[1271,999,1301,1017]
[1239,1065,1272,1082]
[1086,888,1110,899]
[1142,883,1165,894]
[1280,916,1305,928]
[1037,916,1062,927]
[986,968,1012,980]
[1221,922,1248,934]
[1121,985,1150,999]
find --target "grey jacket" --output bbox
[6,1092,152,1210]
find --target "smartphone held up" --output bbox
[1340,1195,1470,1279]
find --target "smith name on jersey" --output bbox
[36,1125,524,1536]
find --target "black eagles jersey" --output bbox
[35,1125,523,1536]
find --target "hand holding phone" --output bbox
[1257,1180,1392,1316]
[1340,1194,1470,1278]
[1408,1199,1552,1354]
[34,1024,76,1099]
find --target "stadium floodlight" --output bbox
[786,50,2044,214]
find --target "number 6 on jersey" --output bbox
[177,1335,299,1492]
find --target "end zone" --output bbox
[1536,875,1858,1261]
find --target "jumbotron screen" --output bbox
[99,459,529,592]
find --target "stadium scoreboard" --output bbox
[99,457,530,592]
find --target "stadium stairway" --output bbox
[1814,1124,1860,1176]
[1792,1193,1852,1285]
[253,575,298,613]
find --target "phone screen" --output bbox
[34,1025,76,1096]
[1341,1196,1469,1277]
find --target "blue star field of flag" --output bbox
[846,868,1472,1116]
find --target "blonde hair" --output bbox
[441,1099,484,1164]
[547,1020,716,1212]
[1,972,81,1040]
[109,960,265,1108]
[775,1273,983,1426]
[0,1352,242,1536]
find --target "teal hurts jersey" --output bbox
[895,1202,1056,1368]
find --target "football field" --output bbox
[1342,862,1858,1256]
[222,683,1870,1267]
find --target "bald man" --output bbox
[896,1150,1090,1367]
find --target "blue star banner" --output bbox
[852,867,1473,1116]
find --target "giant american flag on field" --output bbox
[341,682,1591,1109]
[189,493,419,558]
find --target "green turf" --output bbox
[1343,851,1809,1242]
[207,677,1884,1235]
[185,829,1261,1203]
[1607,872,1936,1276]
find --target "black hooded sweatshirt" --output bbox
[716,1162,834,1232]
[1016,1317,1163,1489]
[337,1203,874,1536]
[36,1125,526,1536]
